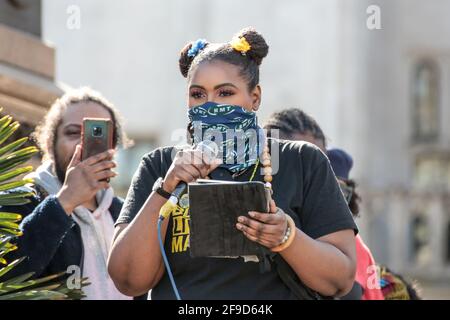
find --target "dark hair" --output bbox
[380,265,422,300]
[33,87,133,161]
[179,27,269,91]
[342,179,361,217]
[264,108,327,147]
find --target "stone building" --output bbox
[0,0,63,165]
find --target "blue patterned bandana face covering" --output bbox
[188,102,265,173]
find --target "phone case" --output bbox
[188,180,269,258]
[81,118,113,161]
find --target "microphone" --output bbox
[157,142,220,300]
[171,140,219,201]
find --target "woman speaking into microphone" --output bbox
[108,27,358,300]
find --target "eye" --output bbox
[190,90,205,99]
[218,89,235,97]
[65,129,80,136]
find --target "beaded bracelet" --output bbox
[271,214,296,252]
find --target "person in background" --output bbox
[378,265,421,299]
[264,108,383,300]
[263,108,327,152]
[328,148,422,300]
[2,87,141,300]
[327,148,384,300]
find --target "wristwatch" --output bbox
[152,177,172,200]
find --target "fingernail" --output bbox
[238,217,244,223]
[248,211,255,217]
[236,223,242,230]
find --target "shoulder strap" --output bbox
[272,254,329,300]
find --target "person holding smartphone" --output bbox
[2,87,135,300]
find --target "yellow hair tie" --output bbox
[230,36,251,54]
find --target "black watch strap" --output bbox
[153,177,172,200]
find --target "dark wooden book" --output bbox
[188,180,270,258]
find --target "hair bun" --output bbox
[179,39,209,77]
[233,27,269,65]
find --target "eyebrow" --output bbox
[63,123,81,130]
[189,83,239,90]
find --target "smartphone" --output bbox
[81,118,114,161]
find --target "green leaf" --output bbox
[0,246,17,261]
[0,272,34,290]
[0,191,34,207]
[0,245,15,256]
[0,115,12,132]
[0,227,22,237]
[0,212,22,221]
[0,154,39,175]
[0,155,38,175]
[0,257,25,278]
[0,220,20,230]
[0,239,17,250]
[0,199,31,206]
[0,146,39,165]
[0,247,17,259]
[0,191,33,200]
[0,137,28,158]
[0,287,68,300]
[0,109,88,300]
[0,122,19,146]
[0,272,64,293]
[0,166,33,184]
[0,178,34,192]
[0,236,14,249]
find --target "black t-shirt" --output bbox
[116,139,358,300]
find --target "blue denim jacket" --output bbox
[0,186,143,298]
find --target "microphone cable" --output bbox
[156,141,218,300]
[157,195,182,300]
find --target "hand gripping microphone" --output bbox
[170,140,220,201]
[157,140,219,301]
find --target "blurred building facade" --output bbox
[341,1,450,288]
[0,0,63,161]
[38,0,450,296]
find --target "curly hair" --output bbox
[179,27,269,91]
[33,87,133,161]
[342,178,362,217]
[264,108,327,147]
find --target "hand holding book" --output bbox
[236,198,289,250]
[188,180,290,258]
